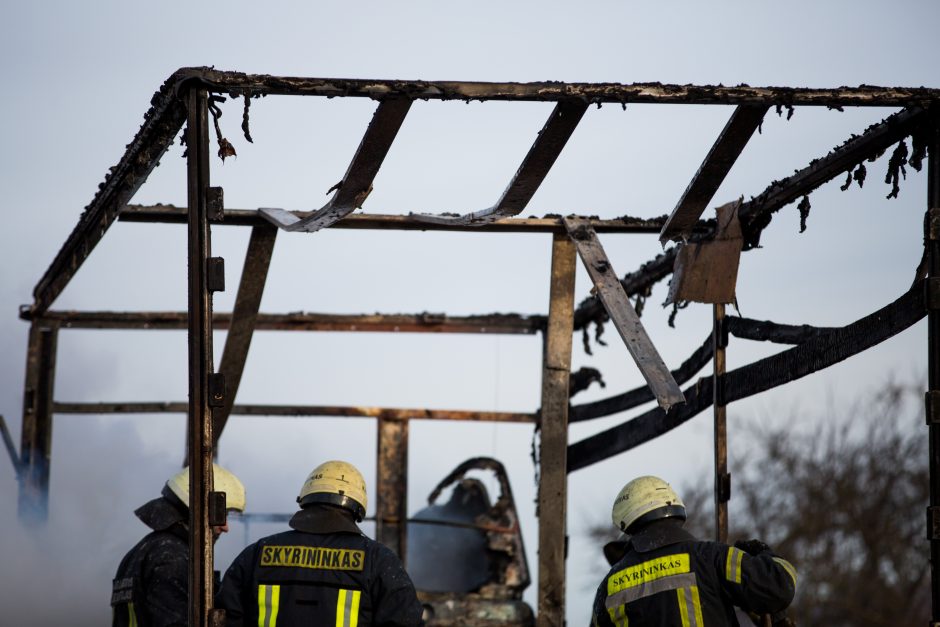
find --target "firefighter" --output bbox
[217,460,424,627]
[591,476,797,627]
[111,463,246,627]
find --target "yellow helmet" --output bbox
[611,475,685,533]
[298,460,368,521]
[164,463,246,513]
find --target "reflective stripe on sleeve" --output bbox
[336,589,362,627]
[128,602,138,627]
[606,602,629,627]
[772,557,798,587]
[258,584,280,627]
[725,547,744,584]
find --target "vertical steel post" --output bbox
[17,322,58,523]
[713,303,729,542]
[537,233,576,627]
[376,416,409,561]
[186,86,215,627]
[926,108,940,626]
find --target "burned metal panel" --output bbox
[121,204,697,235]
[213,225,277,444]
[925,109,940,622]
[564,217,685,410]
[416,101,588,226]
[666,200,744,305]
[660,105,768,244]
[376,417,409,560]
[37,309,545,335]
[185,86,216,627]
[17,323,58,523]
[573,107,930,331]
[261,100,412,232]
[536,233,575,627]
[568,281,928,472]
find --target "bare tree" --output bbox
[587,381,929,626]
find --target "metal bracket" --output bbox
[717,472,731,502]
[929,506,940,540]
[207,257,225,293]
[206,187,224,222]
[927,391,940,425]
[208,373,226,408]
[208,490,227,526]
[928,207,940,241]
[714,317,729,349]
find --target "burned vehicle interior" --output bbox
[4,68,940,625]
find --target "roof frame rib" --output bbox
[415,100,588,225]
[261,99,412,232]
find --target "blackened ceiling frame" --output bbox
[12,67,940,627]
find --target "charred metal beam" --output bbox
[660,105,769,244]
[416,101,588,226]
[924,109,940,623]
[121,204,703,234]
[0,416,22,477]
[261,99,412,232]
[725,317,836,344]
[179,67,940,107]
[568,281,927,472]
[185,86,215,627]
[17,323,58,523]
[537,233,576,627]
[34,310,545,335]
[564,217,684,410]
[376,417,409,560]
[574,107,930,331]
[29,79,187,317]
[569,334,713,422]
[53,402,536,423]
[213,225,277,445]
[712,304,729,543]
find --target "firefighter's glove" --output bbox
[734,539,772,555]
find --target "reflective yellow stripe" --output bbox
[128,602,138,627]
[258,584,280,627]
[724,547,744,584]
[773,557,798,587]
[349,590,361,627]
[606,603,629,627]
[608,553,691,594]
[690,585,704,626]
[336,589,347,627]
[676,588,691,627]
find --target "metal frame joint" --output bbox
[207,257,225,293]
[716,472,731,503]
[208,373,226,407]
[206,186,224,222]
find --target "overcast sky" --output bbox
[1,1,939,624]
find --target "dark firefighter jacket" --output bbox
[112,496,190,627]
[218,504,424,627]
[590,520,797,627]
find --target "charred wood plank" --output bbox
[53,402,536,423]
[725,317,836,344]
[212,225,277,444]
[261,100,411,232]
[569,334,712,422]
[376,418,409,559]
[573,107,930,331]
[35,310,545,334]
[416,101,588,226]
[568,282,927,472]
[564,218,684,410]
[179,67,940,107]
[660,105,768,244]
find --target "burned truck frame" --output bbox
[6,68,940,626]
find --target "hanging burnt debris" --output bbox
[407,458,533,627]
